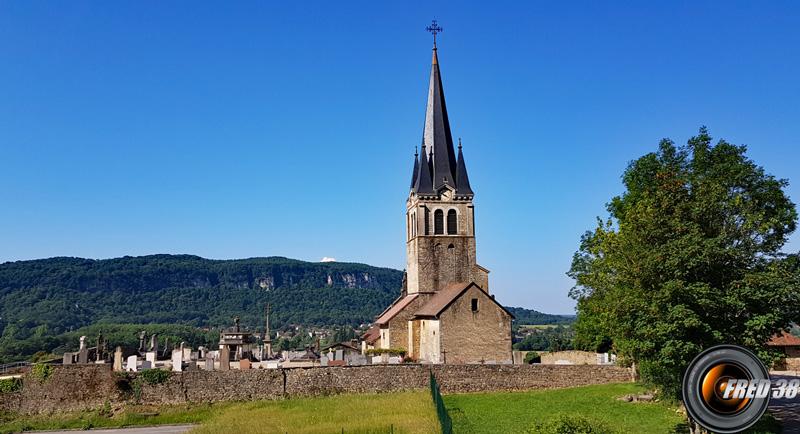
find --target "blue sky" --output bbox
[1,1,799,314]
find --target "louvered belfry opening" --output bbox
[447,209,457,234]
[434,210,444,234]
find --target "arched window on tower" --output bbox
[447,209,457,235]
[424,208,430,235]
[434,210,444,234]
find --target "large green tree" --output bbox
[568,128,800,397]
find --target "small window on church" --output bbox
[424,208,430,235]
[447,209,457,234]
[471,298,478,312]
[434,209,444,234]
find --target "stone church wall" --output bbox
[0,364,632,415]
[439,285,513,364]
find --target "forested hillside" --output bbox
[0,255,573,363]
[0,255,401,362]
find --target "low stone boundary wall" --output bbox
[0,364,632,414]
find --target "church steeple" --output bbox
[423,46,459,192]
[404,24,487,296]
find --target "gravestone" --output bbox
[239,359,251,370]
[140,360,152,370]
[149,334,159,355]
[320,355,328,367]
[63,353,73,365]
[113,347,123,371]
[335,349,344,360]
[78,347,89,364]
[219,345,230,371]
[126,355,138,372]
[145,352,156,365]
[190,351,199,361]
[205,357,214,371]
[171,349,183,372]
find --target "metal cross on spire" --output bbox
[426,19,443,47]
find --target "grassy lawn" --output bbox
[190,391,439,434]
[0,402,227,433]
[444,383,683,434]
[444,383,781,434]
[0,391,438,434]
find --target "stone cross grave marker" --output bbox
[113,347,123,371]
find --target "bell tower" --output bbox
[404,41,489,295]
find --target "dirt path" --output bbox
[769,374,800,434]
[29,425,194,434]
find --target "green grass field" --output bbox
[444,383,781,434]
[0,402,226,434]
[0,383,783,434]
[0,391,438,434]
[444,383,683,433]
[189,391,439,434]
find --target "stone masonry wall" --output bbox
[540,351,601,365]
[440,285,513,364]
[0,364,632,415]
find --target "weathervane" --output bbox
[426,19,443,47]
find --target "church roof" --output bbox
[361,325,380,345]
[410,46,473,198]
[374,293,420,325]
[768,331,800,347]
[413,282,514,319]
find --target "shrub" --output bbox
[524,351,541,364]
[527,415,613,434]
[365,348,406,357]
[0,378,22,394]
[138,369,171,386]
[30,363,54,383]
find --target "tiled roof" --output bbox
[321,342,359,352]
[374,293,420,325]
[413,282,514,319]
[768,331,800,347]
[362,325,380,344]
[413,282,471,317]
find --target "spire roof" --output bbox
[455,139,473,196]
[409,147,419,189]
[423,47,458,191]
[410,44,474,199]
[413,144,434,194]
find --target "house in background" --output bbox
[768,331,800,371]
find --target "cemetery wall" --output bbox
[0,364,632,414]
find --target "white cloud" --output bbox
[320,257,337,262]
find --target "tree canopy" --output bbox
[568,128,800,397]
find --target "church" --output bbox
[374,34,514,364]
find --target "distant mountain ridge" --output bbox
[0,254,571,362]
